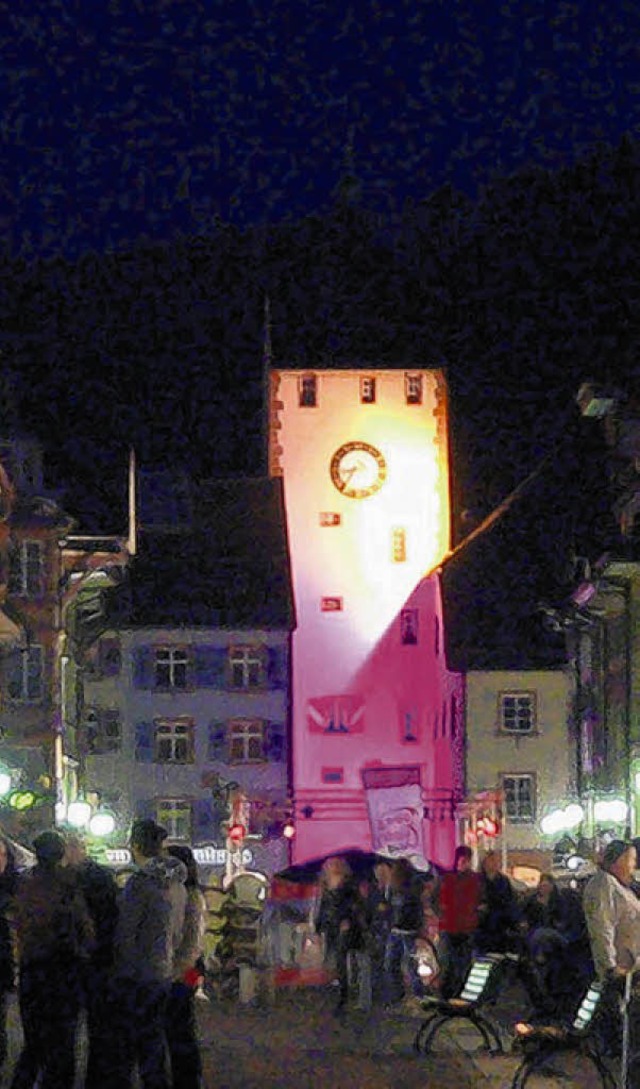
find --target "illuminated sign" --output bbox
[105,846,254,867]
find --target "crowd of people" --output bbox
[0,818,207,1089]
[312,846,596,1021]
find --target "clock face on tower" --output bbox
[330,441,387,499]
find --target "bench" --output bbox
[509,978,616,1089]
[414,953,517,1057]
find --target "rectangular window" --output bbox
[86,708,121,754]
[360,377,376,403]
[499,692,536,734]
[321,767,344,783]
[391,528,406,563]
[401,608,419,644]
[156,799,192,841]
[321,596,343,612]
[405,374,423,405]
[154,648,188,689]
[319,512,341,527]
[402,711,418,743]
[154,718,194,764]
[228,646,265,688]
[229,718,266,763]
[8,645,44,701]
[501,774,535,823]
[8,540,43,596]
[299,374,317,407]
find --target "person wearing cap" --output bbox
[109,819,187,1089]
[10,829,94,1089]
[583,839,640,1057]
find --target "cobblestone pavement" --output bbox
[0,981,614,1088]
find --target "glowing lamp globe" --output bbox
[89,811,116,837]
[0,772,11,797]
[67,800,92,828]
[282,821,296,840]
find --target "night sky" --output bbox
[0,0,636,651]
[2,0,640,257]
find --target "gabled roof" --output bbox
[124,477,294,630]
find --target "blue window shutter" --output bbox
[132,647,155,689]
[134,721,154,762]
[6,650,22,700]
[193,646,227,687]
[266,647,286,690]
[207,722,227,762]
[135,798,155,820]
[264,721,285,762]
[193,797,215,840]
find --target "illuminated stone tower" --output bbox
[269,370,462,865]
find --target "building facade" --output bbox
[79,626,291,878]
[0,438,75,838]
[269,368,463,866]
[464,669,573,868]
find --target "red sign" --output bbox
[319,512,341,526]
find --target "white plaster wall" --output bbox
[465,669,572,851]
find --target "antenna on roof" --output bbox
[128,448,137,556]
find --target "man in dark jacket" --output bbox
[108,819,187,1089]
[10,830,94,1089]
[64,832,119,1089]
[475,850,519,954]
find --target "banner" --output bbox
[361,766,423,853]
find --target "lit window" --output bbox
[401,608,418,645]
[154,648,188,689]
[360,377,376,403]
[391,528,406,563]
[154,718,194,763]
[405,374,423,405]
[156,799,192,841]
[228,646,265,688]
[8,540,43,596]
[502,774,535,823]
[8,645,43,701]
[499,692,535,734]
[229,718,265,762]
[299,374,317,407]
[86,708,121,754]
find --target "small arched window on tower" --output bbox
[450,694,457,738]
[400,608,418,645]
[360,376,376,404]
[299,374,317,407]
[405,373,423,405]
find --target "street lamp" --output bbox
[67,799,92,828]
[88,811,116,837]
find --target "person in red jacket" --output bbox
[437,845,482,998]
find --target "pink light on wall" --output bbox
[270,369,461,868]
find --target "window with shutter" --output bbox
[154,718,194,763]
[229,719,266,763]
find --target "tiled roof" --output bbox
[124,477,294,630]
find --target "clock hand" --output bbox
[340,465,358,484]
